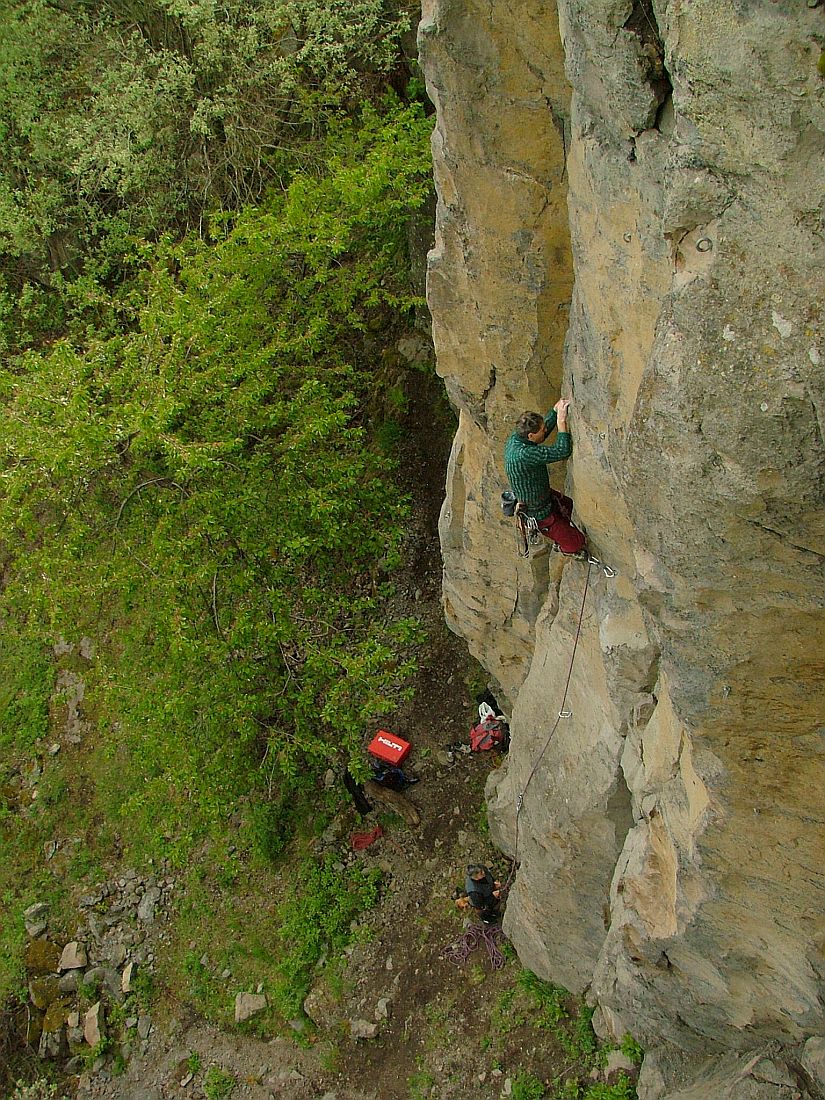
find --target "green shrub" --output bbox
[517,970,568,1028]
[0,0,415,339]
[0,99,433,873]
[0,633,52,758]
[619,1033,644,1065]
[581,1074,637,1099]
[272,855,381,1017]
[566,1004,598,1059]
[512,1071,546,1100]
[204,1066,236,1100]
[10,1082,62,1100]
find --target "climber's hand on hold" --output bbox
[554,398,570,430]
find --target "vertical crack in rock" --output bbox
[480,366,497,426]
[605,768,635,855]
[622,0,673,133]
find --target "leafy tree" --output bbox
[0,0,420,347]
[0,99,434,863]
[0,0,415,255]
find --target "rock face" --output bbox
[419,0,824,1095]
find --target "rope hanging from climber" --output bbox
[445,396,617,959]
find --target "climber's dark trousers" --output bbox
[536,490,586,554]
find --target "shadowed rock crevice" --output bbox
[605,768,635,853]
[622,0,672,133]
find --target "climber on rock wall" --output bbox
[503,399,587,555]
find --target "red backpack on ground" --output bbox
[469,704,510,753]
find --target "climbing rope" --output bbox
[443,553,613,964]
[442,923,507,970]
[502,558,594,893]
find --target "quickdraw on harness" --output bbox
[516,508,541,557]
[502,491,537,557]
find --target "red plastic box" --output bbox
[368,730,411,766]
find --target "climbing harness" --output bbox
[502,557,596,894]
[442,922,507,971]
[511,500,617,578]
[515,508,541,557]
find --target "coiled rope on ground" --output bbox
[442,923,507,970]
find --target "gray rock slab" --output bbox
[349,1018,379,1040]
[23,901,50,936]
[137,886,161,924]
[235,991,267,1023]
[59,941,88,971]
[800,1038,825,1089]
[58,970,80,994]
[39,1025,67,1059]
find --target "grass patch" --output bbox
[512,1071,546,1100]
[158,841,380,1033]
[0,633,53,760]
[408,1068,436,1100]
[490,970,640,1100]
[203,1066,236,1100]
[271,855,381,1020]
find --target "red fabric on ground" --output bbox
[351,825,383,851]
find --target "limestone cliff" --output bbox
[419,1,825,1096]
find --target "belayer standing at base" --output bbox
[503,399,586,555]
[455,865,502,926]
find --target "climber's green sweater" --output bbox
[503,410,572,521]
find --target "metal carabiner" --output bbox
[558,707,572,719]
[587,554,617,579]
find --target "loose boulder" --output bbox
[23,902,50,938]
[84,1001,104,1047]
[349,1018,379,1040]
[59,941,88,971]
[234,991,267,1024]
[25,938,61,975]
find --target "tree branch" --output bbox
[114,477,183,527]
[211,567,225,641]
